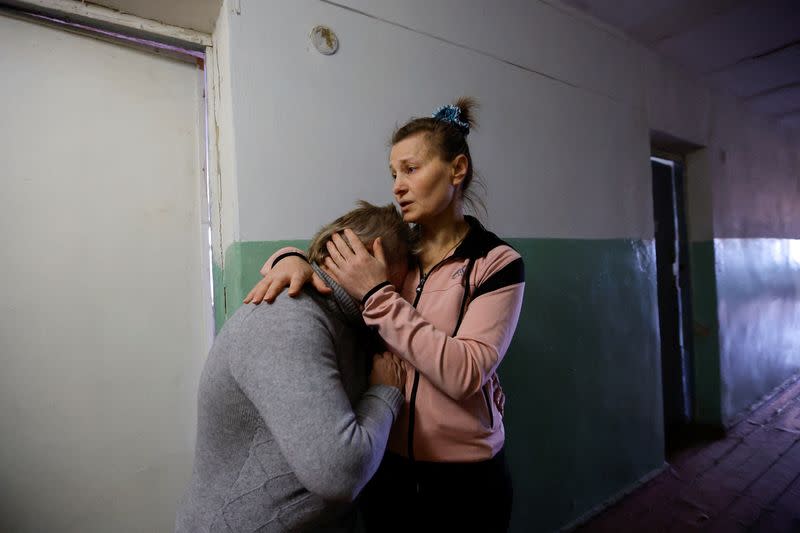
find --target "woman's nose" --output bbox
[392,175,407,196]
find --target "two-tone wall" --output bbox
[701,102,800,423]
[209,0,799,530]
[644,48,800,427]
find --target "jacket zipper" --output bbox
[406,255,473,461]
[406,270,427,462]
[406,254,474,493]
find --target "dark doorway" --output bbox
[651,157,695,455]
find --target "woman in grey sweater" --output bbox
[176,202,413,532]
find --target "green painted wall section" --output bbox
[713,239,800,422]
[219,240,309,327]
[687,239,800,426]
[503,238,663,532]
[214,238,664,531]
[689,241,723,426]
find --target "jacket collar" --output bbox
[451,215,509,260]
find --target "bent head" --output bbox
[307,201,415,288]
[389,97,479,224]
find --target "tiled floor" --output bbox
[575,378,800,532]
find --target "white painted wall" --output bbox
[642,46,800,241]
[216,0,798,243]
[222,0,653,241]
[706,96,800,239]
[0,14,211,532]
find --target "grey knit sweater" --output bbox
[175,266,403,532]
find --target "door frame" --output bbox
[1,0,226,339]
[651,152,698,453]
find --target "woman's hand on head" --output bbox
[243,256,331,304]
[324,228,390,301]
[492,374,506,417]
[370,352,406,393]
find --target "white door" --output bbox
[0,14,212,532]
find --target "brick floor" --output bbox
[574,378,800,533]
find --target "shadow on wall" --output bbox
[501,238,663,532]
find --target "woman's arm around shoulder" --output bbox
[243,247,331,303]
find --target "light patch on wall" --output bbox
[789,239,800,266]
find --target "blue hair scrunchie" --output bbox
[431,104,469,135]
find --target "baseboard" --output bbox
[558,462,669,532]
[723,372,800,429]
[556,372,800,531]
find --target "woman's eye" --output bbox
[407,167,416,173]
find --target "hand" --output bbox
[243,256,331,304]
[492,374,505,417]
[370,352,406,394]
[324,228,389,301]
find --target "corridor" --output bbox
[578,378,800,532]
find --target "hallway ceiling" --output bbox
[88,0,222,34]
[559,0,800,129]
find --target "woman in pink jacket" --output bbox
[245,97,525,532]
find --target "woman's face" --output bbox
[389,133,462,224]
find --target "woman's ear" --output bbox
[451,154,468,187]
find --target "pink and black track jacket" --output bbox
[265,216,525,463]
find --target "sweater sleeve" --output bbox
[229,298,402,502]
[362,247,525,401]
[259,246,307,275]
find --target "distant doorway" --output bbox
[651,156,696,455]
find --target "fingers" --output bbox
[369,352,407,392]
[372,237,386,266]
[261,267,321,302]
[244,278,269,304]
[493,383,506,416]
[287,272,304,297]
[385,352,406,393]
[243,287,256,304]
[323,256,339,278]
[326,239,346,268]
[381,352,405,376]
[331,232,355,257]
[342,228,369,256]
[384,351,405,366]
[329,229,374,262]
[372,352,394,368]
[263,279,283,303]
[246,256,319,304]
[311,272,333,294]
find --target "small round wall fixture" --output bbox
[310,25,339,55]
